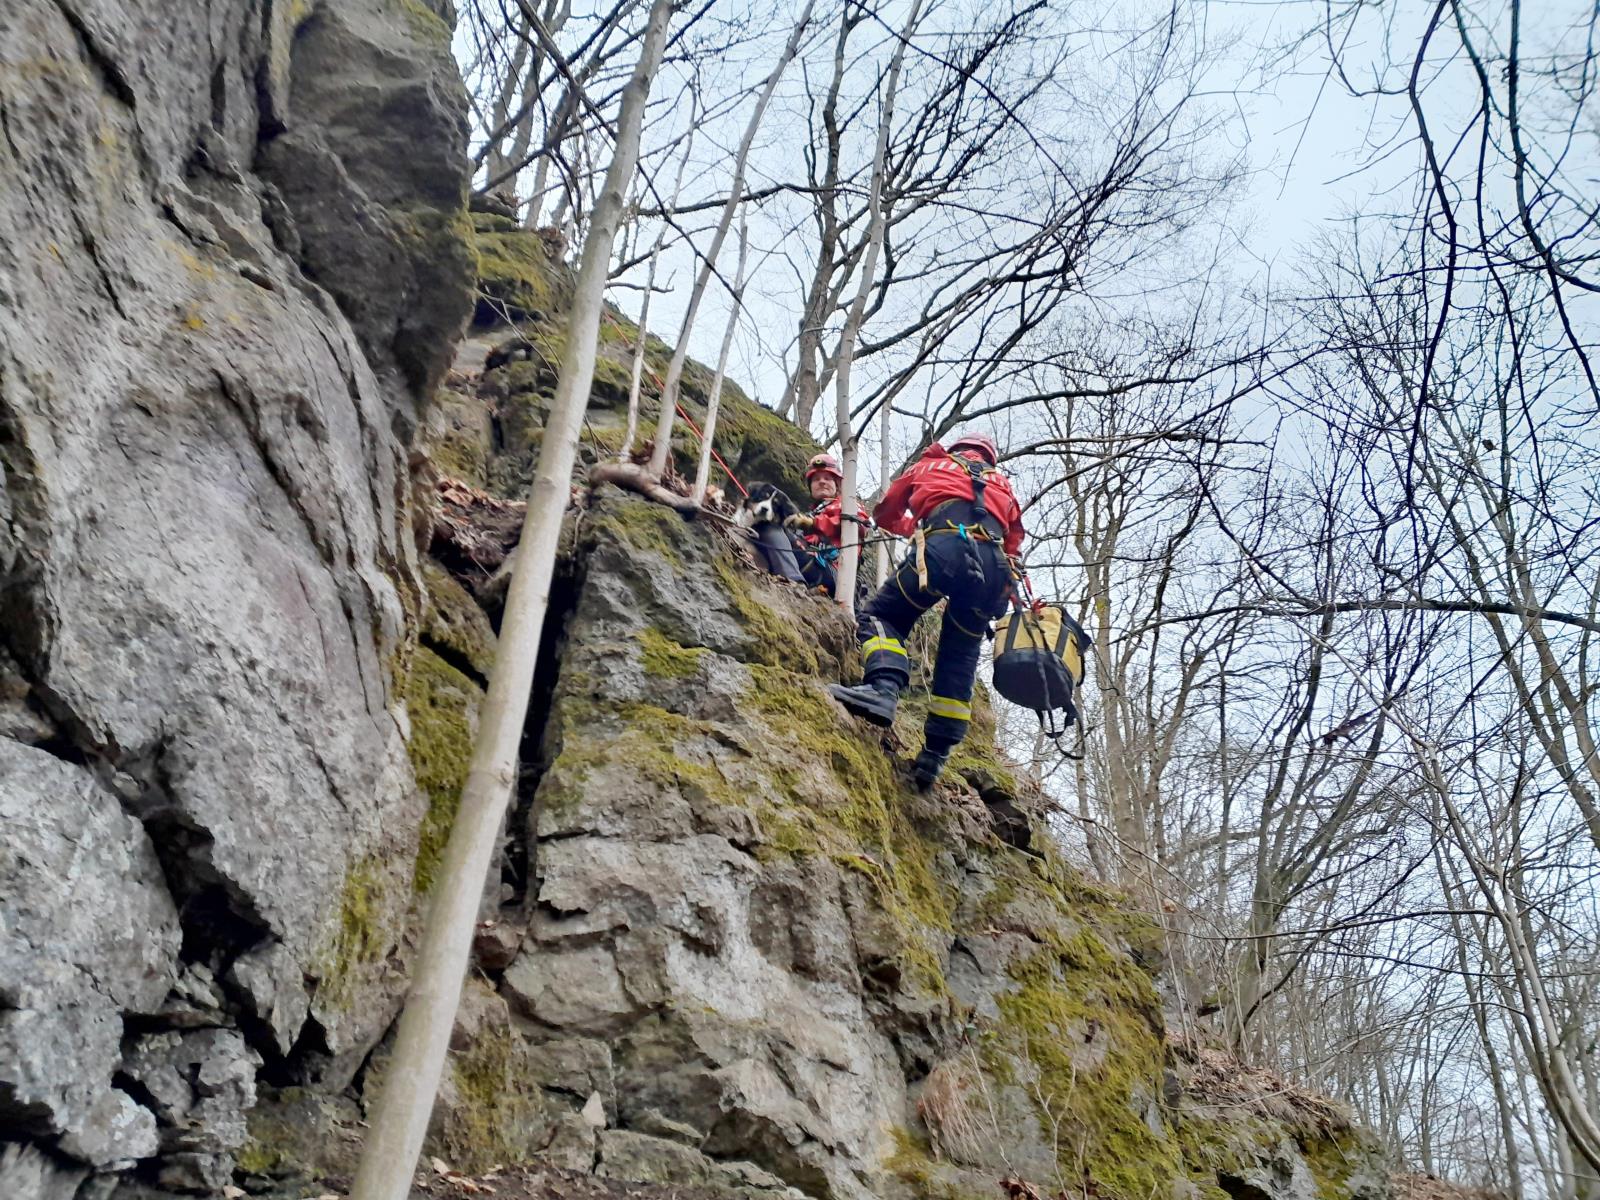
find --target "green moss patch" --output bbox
[421,561,496,679]
[988,927,1176,1199]
[442,1024,548,1172]
[312,857,395,1010]
[474,227,572,322]
[592,499,692,565]
[886,1126,993,1200]
[404,646,478,894]
[743,666,957,991]
[638,627,707,679]
[396,0,451,45]
[713,557,820,673]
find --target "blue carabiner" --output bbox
[958,523,970,540]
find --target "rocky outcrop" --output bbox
[442,218,818,504]
[394,485,1391,1200]
[0,0,474,1193]
[1,4,1391,1195]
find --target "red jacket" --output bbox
[872,444,1025,556]
[804,496,871,550]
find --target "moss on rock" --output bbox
[404,645,478,894]
[713,558,820,672]
[592,499,692,566]
[396,0,452,45]
[441,1022,550,1172]
[474,226,572,323]
[312,856,397,1010]
[421,560,496,679]
[638,627,707,679]
[990,928,1176,1199]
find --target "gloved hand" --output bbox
[1031,598,1046,615]
[783,513,817,532]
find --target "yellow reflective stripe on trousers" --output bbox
[927,695,972,720]
[862,635,907,658]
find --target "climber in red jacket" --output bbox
[828,433,1026,787]
[785,453,870,598]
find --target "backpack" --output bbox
[991,604,1091,724]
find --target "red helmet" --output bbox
[948,432,998,465]
[804,452,843,482]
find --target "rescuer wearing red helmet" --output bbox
[784,453,870,597]
[828,433,1026,787]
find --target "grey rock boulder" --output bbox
[0,0,473,1180]
[259,0,476,418]
[0,742,180,1168]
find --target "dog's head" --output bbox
[740,482,798,527]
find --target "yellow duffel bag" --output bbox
[992,604,1091,719]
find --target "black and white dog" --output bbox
[738,482,800,530]
[738,484,813,587]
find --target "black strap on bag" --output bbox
[995,560,1089,757]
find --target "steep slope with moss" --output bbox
[376,225,1398,1200]
[400,483,1391,1200]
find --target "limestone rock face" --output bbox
[0,0,473,1190]
[259,0,476,421]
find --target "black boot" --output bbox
[911,746,949,790]
[828,679,900,727]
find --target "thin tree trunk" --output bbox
[620,113,698,459]
[484,20,533,186]
[779,7,855,428]
[831,0,923,614]
[875,396,891,585]
[692,216,750,503]
[500,0,572,197]
[645,0,816,479]
[347,6,673,1197]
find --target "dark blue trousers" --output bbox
[855,531,1012,751]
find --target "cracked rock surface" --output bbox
[0,0,472,1191]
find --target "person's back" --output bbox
[828,433,1026,787]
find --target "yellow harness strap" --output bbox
[913,527,930,590]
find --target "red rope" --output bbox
[608,310,751,499]
[673,402,749,498]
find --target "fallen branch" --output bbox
[589,460,700,511]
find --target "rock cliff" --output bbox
[0,4,1392,1199]
[1,0,472,1194]
[374,474,1394,1200]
